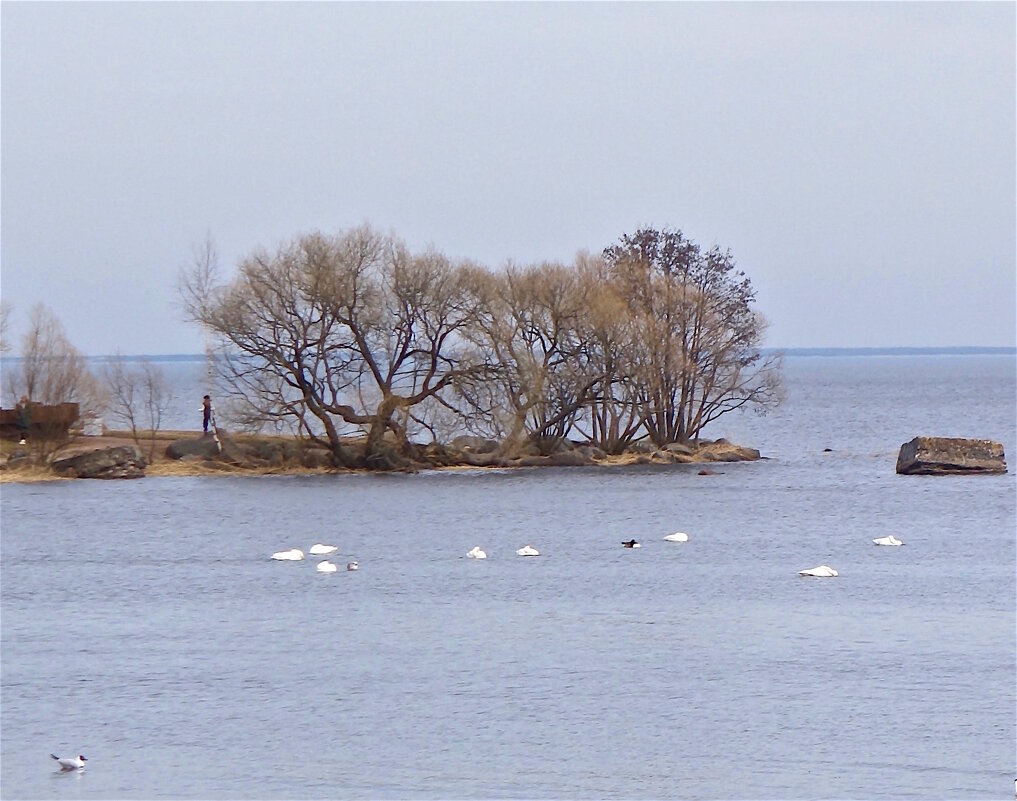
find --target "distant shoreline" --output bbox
[772,346,1017,357]
[4,346,1015,364]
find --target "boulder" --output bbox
[300,449,334,469]
[896,437,1007,475]
[50,445,146,479]
[458,451,507,467]
[449,435,499,454]
[511,451,593,468]
[3,452,35,471]
[418,443,456,466]
[165,435,225,460]
[545,450,592,467]
[698,442,761,462]
[239,439,286,465]
[165,433,250,465]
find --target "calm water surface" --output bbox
[2,355,1015,799]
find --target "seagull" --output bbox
[663,532,689,542]
[516,545,540,556]
[466,546,487,559]
[346,562,359,571]
[316,561,337,573]
[798,565,838,578]
[50,754,87,771]
[621,539,641,549]
[872,535,904,546]
[271,549,304,561]
[309,544,338,556]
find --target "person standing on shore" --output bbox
[202,395,212,434]
[15,396,30,444]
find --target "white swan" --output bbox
[516,545,540,556]
[467,546,487,559]
[271,548,304,561]
[663,532,689,542]
[872,535,904,546]
[316,560,337,573]
[798,565,838,577]
[309,543,338,555]
[346,561,359,571]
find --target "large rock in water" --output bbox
[697,439,761,462]
[51,445,147,479]
[896,437,1007,475]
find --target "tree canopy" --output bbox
[183,224,782,468]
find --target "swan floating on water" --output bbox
[309,543,338,555]
[50,754,86,771]
[516,545,540,556]
[271,549,305,561]
[346,561,359,571]
[798,565,838,577]
[621,539,641,549]
[316,560,337,573]
[872,535,904,546]
[467,546,487,559]
[663,532,689,542]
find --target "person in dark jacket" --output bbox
[15,396,30,444]
[202,395,212,434]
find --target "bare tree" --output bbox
[0,301,12,355]
[182,226,492,469]
[468,261,599,454]
[572,255,645,453]
[102,353,173,460]
[604,227,783,444]
[14,304,102,452]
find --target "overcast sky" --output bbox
[2,1,1014,356]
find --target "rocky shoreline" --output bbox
[0,430,762,482]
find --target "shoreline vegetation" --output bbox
[3,224,781,475]
[0,429,761,484]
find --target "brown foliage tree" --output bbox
[13,304,102,453]
[102,353,173,461]
[182,227,492,469]
[603,227,783,444]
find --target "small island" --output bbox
[2,225,779,482]
[1,428,761,482]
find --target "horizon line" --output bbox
[2,345,1016,362]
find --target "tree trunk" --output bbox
[364,395,406,470]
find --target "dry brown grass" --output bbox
[146,461,337,479]
[0,464,73,484]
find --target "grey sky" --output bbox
[2,1,1014,355]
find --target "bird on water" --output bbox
[50,754,87,771]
